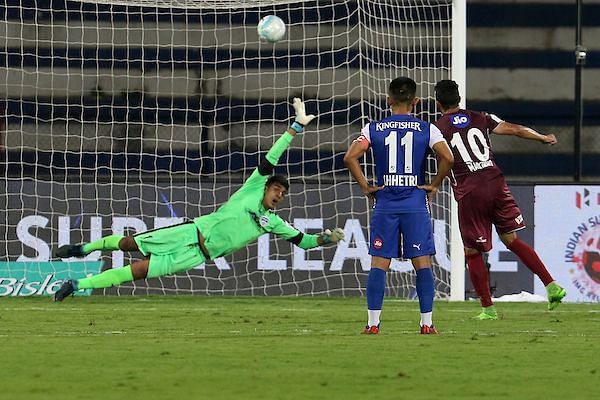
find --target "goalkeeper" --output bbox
[53,98,345,301]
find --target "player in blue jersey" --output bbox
[344,77,454,334]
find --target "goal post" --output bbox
[450,0,466,301]
[1,0,466,299]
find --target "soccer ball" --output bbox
[257,15,286,43]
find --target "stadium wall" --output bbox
[468,0,600,181]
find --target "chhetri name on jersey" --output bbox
[466,159,494,172]
[383,174,418,187]
[375,121,422,131]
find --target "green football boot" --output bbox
[546,282,567,310]
[475,305,498,320]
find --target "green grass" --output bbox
[1,297,598,400]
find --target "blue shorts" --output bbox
[369,211,435,259]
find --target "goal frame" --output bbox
[450,0,466,301]
[1,0,468,300]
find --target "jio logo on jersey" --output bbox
[373,238,383,250]
[451,113,470,128]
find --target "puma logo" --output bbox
[412,243,421,250]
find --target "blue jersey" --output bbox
[359,114,445,213]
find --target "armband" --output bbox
[287,232,303,246]
[258,158,275,175]
[353,134,370,149]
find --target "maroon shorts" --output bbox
[457,176,525,252]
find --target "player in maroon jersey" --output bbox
[433,80,566,319]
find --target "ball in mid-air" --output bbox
[257,15,286,42]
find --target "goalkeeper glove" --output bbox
[290,98,316,133]
[323,228,345,244]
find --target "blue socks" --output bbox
[366,267,386,310]
[366,267,434,329]
[416,267,434,313]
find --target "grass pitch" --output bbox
[1,296,598,400]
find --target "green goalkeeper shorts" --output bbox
[133,221,206,278]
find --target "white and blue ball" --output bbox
[257,15,286,43]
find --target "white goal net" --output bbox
[0,0,463,297]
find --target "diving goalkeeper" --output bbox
[53,98,345,301]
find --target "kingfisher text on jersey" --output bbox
[375,121,423,132]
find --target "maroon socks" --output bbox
[466,253,493,307]
[507,238,554,286]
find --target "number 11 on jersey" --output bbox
[385,130,413,174]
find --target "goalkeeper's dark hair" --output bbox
[266,175,289,191]
[388,77,417,105]
[435,80,461,109]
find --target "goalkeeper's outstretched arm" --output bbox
[257,98,316,176]
[230,98,316,198]
[288,227,346,249]
[269,214,345,248]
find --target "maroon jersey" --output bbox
[434,109,504,200]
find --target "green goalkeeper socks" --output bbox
[77,265,134,290]
[82,235,124,255]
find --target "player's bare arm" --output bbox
[417,140,454,200]
[343,140,384,199]
[493,121,557,145]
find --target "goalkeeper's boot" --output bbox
[54,280,76,302]
[55,244,85,259]
[475,305,498,320]
[546,282,567,311]
[362,324,380,335]
[420,325,438,335]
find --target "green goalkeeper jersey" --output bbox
[193,131,320,260]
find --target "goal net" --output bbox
[0,0,463,298]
